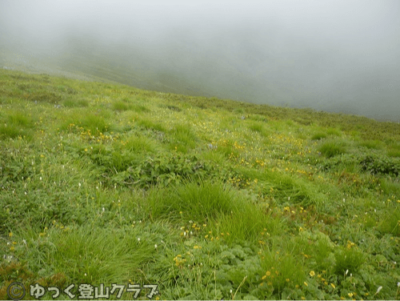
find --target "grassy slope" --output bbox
[0,69,399,300]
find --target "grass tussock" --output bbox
[21,225,156,285]
[318,140,347,158]
[0,111,35,140]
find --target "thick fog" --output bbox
[1,0,399,121]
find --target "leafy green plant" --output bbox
[110,154,212,188]
[360,155,399,176]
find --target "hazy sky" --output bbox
[1,0,399,120]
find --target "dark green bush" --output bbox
[360,156,399,176]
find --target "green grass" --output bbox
[21,225,156,284]
[311,132,327,140]
[0,68,400,300]
[63,98,89,107]
[0,110,34,140]
[169,123,197,152]
[112,100,130,111]
[359,140,384,150]
[318,140,347,158]
[146,181,240,222]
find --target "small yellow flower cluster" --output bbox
[173,255,186,267]
[67,123,117,143]
[260,268,281,286]
[39,226,48,237]
[180,222,206,238]
[204,230,229,242]
[261,270,271,280]
[8,233,17,251]
[255,159,266,167]
[346,240,356,249]
[52,220,70,232]
[227,176,251,188]
[233,141,245,150]
[261,229,270,237]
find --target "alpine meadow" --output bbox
[0,67,400,300]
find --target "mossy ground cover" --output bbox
[0,69,400,300]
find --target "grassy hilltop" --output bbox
[0,69,400,300]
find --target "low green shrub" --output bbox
[360,156,399,176]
